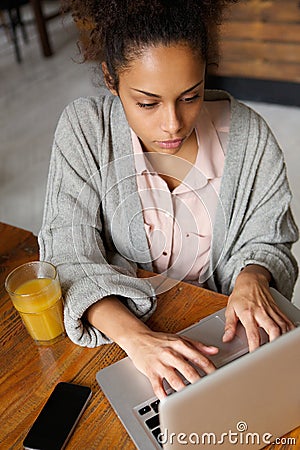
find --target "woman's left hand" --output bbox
[223,265,295,352]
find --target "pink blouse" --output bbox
[132,100,230,283]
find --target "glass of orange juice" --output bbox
[5,261,65,345]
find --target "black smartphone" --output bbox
[23,382,92,450]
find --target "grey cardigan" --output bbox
[38,90,299,347]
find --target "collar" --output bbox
[195,104,225,180]
[131,130,155,175]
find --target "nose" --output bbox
[160,104,182,135]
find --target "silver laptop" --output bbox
[96,288,300,449]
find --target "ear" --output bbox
[102,62,118,95]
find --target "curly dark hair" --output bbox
[64,0,237,90]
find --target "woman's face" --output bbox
[109,44,205,155]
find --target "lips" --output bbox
[156,138,184,149]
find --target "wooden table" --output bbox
[0,222,299,449]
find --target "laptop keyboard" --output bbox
[135,381,189,447]
[137,399,162,446]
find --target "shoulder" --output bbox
[204,89,268,125]
[54,94,126,150]
[205,91,285,184]
[204,89,276,151]
[58,94,122,129]
[205,90,279,151]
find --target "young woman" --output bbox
[39,0,298,399]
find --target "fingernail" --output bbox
[206,345,218,351]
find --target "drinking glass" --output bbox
[5,261,65,345]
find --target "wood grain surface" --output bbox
[0,222,299,449]
[209,0,300,83]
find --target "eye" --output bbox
[181,94,201,103]
[136,102,158,109]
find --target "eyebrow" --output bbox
[131,80,204,98]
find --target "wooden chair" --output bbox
[0,0,29,63]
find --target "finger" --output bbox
[268,305,295,333]
[172,363,201,387]
[151,360,200,396]
[238,312,261,352]
[144,336,217,398]
[252,303,293,341]
[182,336,219,355]
[152,339,217,393]
[151,376,168,400]
[261,318,280,342]
[253,308,283,342]
[191,354,216,375]
[149,357,195,394]
[223,305,239,342]
[165,366,200,392]
[268,291,296,331]
[258,289,296,334]
[171,340,217,375]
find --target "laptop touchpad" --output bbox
[180,315,248,368]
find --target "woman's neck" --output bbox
[144,130,198,191]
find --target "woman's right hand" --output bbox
[86,295,218,400]
[123,329,218,400]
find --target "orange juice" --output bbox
[12,277,64,343]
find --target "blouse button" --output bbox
[163,251,168,256]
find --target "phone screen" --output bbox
[23,382,92,450]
